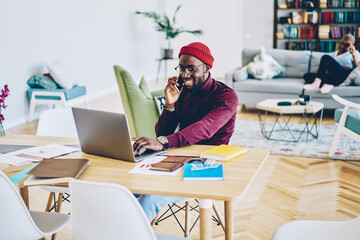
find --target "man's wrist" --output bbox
[157,136,169,150]
[164,104,175,112]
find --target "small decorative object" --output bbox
[0,84,9,137]
[135,5,202,59]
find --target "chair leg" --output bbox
[212,201,225,232]
[50,193,63,240]
[184,201,190,237]
[28,101,36,122]
[329,126,342,156]
[45,192,55,212]
[151,211,160,227]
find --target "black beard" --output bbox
[189,73,207,93]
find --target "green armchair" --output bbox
[113,65,163,138]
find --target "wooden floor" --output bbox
[7,92,360,240]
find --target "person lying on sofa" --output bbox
[303,33,360,94]
[132,42,238,222]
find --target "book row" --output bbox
[285,41,317,51]
[283,26,317,39]
[326,0,360,8]
[329,26,360,38]
[320,11,360,24]
[281,26,360,39]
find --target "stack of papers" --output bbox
[0,144,80,166]
[129,155,182,176]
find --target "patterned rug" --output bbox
[231,119,360,161]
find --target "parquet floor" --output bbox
[7,92,360,240]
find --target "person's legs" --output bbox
[320,68,352,94]
[303,72,317,84]
[139,195,192,222]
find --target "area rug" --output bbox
[230,119,360,161]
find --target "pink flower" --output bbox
[0,84,9,122]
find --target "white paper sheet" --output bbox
[0,144,80,166]
[129,155,182,176]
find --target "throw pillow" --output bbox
[27,74,59,90]
[47,60,75,89]
[153,95,166,114]
[233,66,249,81]
[247,47,284,80]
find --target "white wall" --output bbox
[164,0,243,79]
[242,0,274,50]
[0,0,161,129]
[0,0,274,130]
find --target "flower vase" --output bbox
[0,122,4,137]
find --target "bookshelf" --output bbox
[274,0,360,52]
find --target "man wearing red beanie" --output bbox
[133,42,238,222]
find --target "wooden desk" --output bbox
[1,134,269,240]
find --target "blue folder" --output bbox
[182,163,223,181]
[9,164,38,184]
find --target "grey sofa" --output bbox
[225,48,360,109]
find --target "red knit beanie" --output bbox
[178,42,214,68]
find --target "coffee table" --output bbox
[256,99,324,142]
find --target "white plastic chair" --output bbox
[36,108,77,234]
[0,171,69,240]
[36,108,78,138]
[271,216,360,240]
[69,179,190,240]
[329,94,360,156]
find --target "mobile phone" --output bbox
[174,76,183,93]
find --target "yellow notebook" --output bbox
[200,145,247,161]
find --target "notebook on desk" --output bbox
[72,107,165,162]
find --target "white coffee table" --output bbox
[256,99,324,142]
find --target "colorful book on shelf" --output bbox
[24,158,89,186]
[182,163,223,181]
[200,144,247,161]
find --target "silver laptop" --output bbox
[72,107,165,162]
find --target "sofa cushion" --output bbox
[334,108,360,135]
[309,51,327,73]
[242,48,311,78]
[233,78,304,94]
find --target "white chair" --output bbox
[271,216,360,240]
[329,94,360,156]
[69,179,190,240]
[36,108,78,239]
[36,107,78,138]
[0,171,69,240]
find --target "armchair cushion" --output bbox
[114,65,159,138]
[334,108,360,135]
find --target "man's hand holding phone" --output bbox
[164,76,184,108]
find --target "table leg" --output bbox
[225,201,234,240]
[199,199,212,240]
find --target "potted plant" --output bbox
[135,5,202,59]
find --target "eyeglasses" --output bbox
[175,64,205,75]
